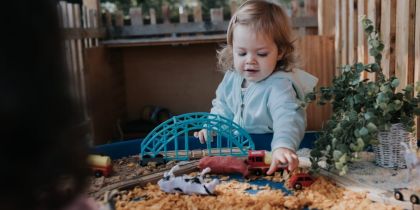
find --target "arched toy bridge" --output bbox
[140,112,255,161]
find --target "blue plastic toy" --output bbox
[140,112,255,163]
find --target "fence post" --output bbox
[210,8,224,23]
[380,0,396,78]
[318,0,336,36]
[179,5,188,23]
[150,8,157,25]
[415,0,420,141]
[335,0,341,71]
[130,7,143,26]
[115,10,124,27]
[348,0,357,64]
[162,3,170,24]
[395,0,412,91]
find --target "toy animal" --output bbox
[400,142,420,182]
[158,165,220,195]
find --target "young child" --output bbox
[194,0,318,174]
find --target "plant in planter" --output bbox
[307,18,420,175]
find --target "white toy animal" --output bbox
[400,142,420,182]
[158,165,220,195]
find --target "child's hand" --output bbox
[266,147,299,175]
[193,129,213,144]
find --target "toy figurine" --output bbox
[158,165,220,195]
[400,142,420,182]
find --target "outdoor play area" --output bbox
[51,0,420,209]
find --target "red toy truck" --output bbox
[247,150,287,175]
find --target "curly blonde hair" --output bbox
[217,0,297,72]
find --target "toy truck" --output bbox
[394,187,420,204]
[287,173,315,190]
[247,150,287,175]
[88,154,113,177]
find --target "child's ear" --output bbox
[277,51,285,61]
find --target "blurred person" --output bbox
[0,1,97,209]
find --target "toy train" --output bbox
[88,154,113,177]
[141,149,286,175]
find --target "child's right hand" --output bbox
[194,129,212,144]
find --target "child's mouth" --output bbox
[245,69,259,73]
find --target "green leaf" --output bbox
[371,63,380,72]
[366,122,378,132]
[359,127,369,136]
[391,78,399,88]
[333,150,343,161]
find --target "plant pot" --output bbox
[372,123,416,168]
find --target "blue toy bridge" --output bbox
[140,112,255,161]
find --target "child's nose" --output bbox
[246,55,256,64]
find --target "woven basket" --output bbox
[372,123,416,168]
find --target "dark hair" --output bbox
[217,0,297,72]
[0,1,89,209]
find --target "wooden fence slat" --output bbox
[230,0,238,17]
[380,0,396,78]
[415,0,420,140]
[91,9,99,46]
[367,0,379,81]
[68,3,83,113]
[395,0,410,91]
[150,8,157,25]
[129,7,143,26]
[348,0,357,64]
[74,4,89,120]
[407,0,416,85]
[335,0,342,72]
[179,7,188,23]
[193,3,202,22]
[305,0,318,35]
[115,10,124,27]
[210,8,224,23]
[162,3,170,24]
[82,6,89,48]
[318,0,336,36]
[341,0,348,66]
[357,0,368,66]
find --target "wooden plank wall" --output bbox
[297,36,335,130]
[85,48,126,145]
[121,36,334,132]
[335,0,420,138]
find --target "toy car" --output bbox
[394,187,420,204]
[287,173,315,190]
[88,154,112,177]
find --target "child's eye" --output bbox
[238,52,246,56]
[257,53,268,57]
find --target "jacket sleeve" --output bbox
[268,79,306,151]
[210,71,234,120]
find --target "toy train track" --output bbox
[92,160,200,199]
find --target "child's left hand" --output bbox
[266,147,299,175]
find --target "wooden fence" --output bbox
[101,0,319,47]
[335,0,420,137]
[58,1,104,145]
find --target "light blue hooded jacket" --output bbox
[210,69,318,151]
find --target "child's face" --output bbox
[232,25,282,83]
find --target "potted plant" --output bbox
[307,18,420,175]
